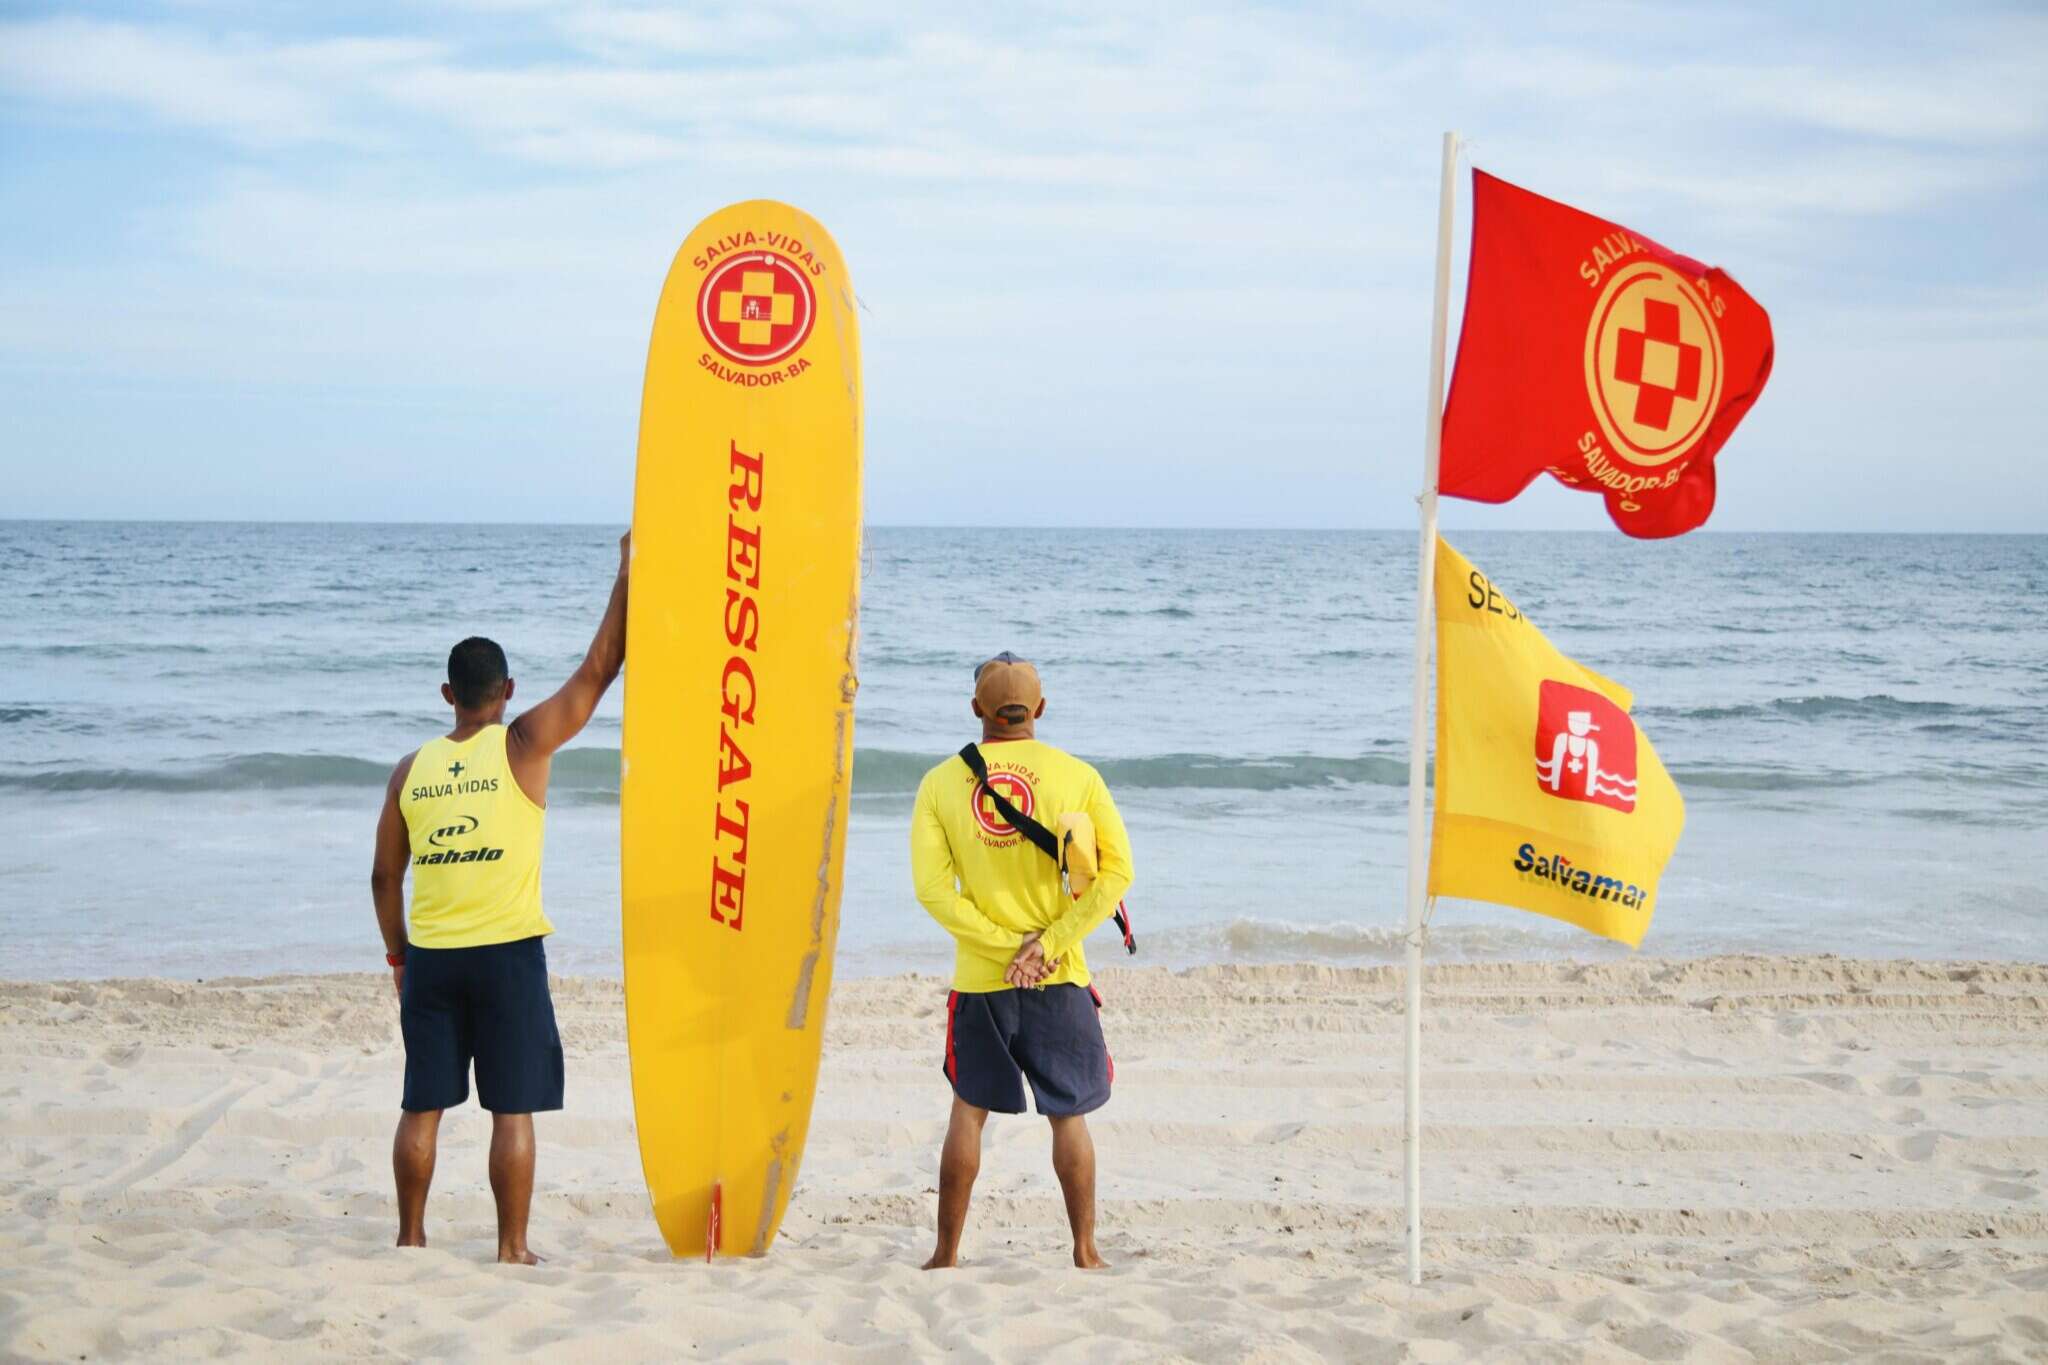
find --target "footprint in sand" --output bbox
[1796,1071,1862,1094]
[1896,1132,1942,1163]
[1980,1178,2038,1202]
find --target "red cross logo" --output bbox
[1583,262,1724,468]
[971,771,1035,838]
[1610,298,1702,432]
[696,251,816,367]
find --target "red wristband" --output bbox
[386,952,406,967]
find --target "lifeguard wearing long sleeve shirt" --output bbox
[912,738,1134,993]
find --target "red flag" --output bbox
[1439,171,1773,538]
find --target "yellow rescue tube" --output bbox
[1059,811,1098,897]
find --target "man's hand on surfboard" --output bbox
[617,530,631,580]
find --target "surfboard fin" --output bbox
[707,1181,722,1263]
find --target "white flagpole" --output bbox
[1404,128,1459,1288]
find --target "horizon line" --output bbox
[0,517,2041,537]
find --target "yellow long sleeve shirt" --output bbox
[910,738,1135,993]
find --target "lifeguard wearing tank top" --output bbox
[398,723,552,949]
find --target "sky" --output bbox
[1,1,2044,530]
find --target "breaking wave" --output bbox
[1,753,392,793]
[1210,917,1620,962]
[850,751,1410,794]
[0,748,1410,797]
[8,748,2038,802]
[1645,694,1990,723]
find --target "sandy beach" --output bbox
[2,955,2043,1361]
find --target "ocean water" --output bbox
[2,521,2044,980]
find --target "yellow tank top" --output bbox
[399,724,552,949]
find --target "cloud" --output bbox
[175,179,668,278]
[0,8,1398,184]
[555,5,797,58]
[0,18,439,148]
[1457,28,2048,148]
[1725,59,2048,145]
[2,2,2044,527]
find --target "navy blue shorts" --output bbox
[400,936,564,1114]
[942,983,1113,1117]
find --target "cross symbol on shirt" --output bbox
[449,761,465,777]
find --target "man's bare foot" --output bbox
[920,1249,957,1270]
[396,1233,426,1249]
[497,1247,543,1266]
[1073,1244,1108,1270]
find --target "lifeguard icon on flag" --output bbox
[1534,680,1637,813]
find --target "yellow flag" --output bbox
[1427,537,1684,947]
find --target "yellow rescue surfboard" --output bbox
[622,201,861,1259]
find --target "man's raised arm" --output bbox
[508,532,631,767]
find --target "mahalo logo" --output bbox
[1533,680,1638,813]
[971,771,1035,838]
[416,812,505,866]
[697,251,817,367]
[428,815,479,848]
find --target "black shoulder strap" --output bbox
[958,743,1060,861]
[959,742,1136,955]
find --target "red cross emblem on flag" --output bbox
[1437,170,1773,539]
[696,251,817,366]
[1611,298,1702,432]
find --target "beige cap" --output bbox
[974,651,1042,718]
